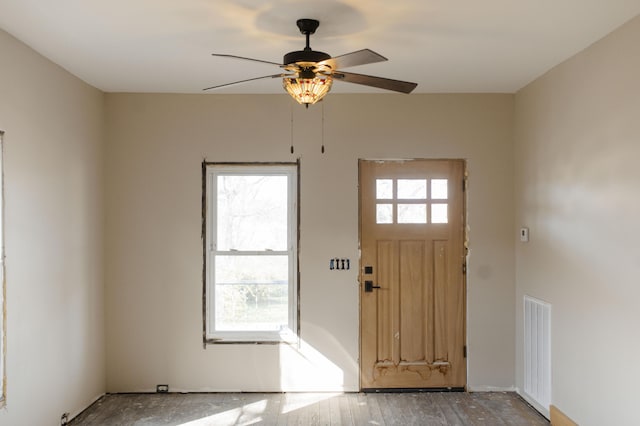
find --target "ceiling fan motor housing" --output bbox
[283,50,331,67]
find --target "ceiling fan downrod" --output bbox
[283,19,330,66]
[296,18,320,51]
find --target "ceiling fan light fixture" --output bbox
[283,74,333,107]
[206,19,417,103]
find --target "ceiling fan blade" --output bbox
[211,54,282,66]
[320,49,387,70]
[203,74,285,91]
[333,71,417,94]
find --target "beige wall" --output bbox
[104,93,515,392]
[0,30,105,425]
[514,15,640,425]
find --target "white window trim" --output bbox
[0,130,5,404]
[203,163,299,344]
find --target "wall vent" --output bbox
[524,295,551,411]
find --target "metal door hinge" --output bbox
[462,179,467,192]
[462,262,467,274]
[463,345,467,358]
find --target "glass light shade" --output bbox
[283,75,333,106]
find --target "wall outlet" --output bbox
[60,412,70,426]
[156,384,169,393]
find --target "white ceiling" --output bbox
[0,1,639,94]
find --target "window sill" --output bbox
[204,330,298,346]
[204,339,291,345]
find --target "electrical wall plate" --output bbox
[156,384,169,393]
[330,258,350,270]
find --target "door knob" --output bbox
[365,280,381,292]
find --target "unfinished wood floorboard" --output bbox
[431,393,465,425]
[317,396,332,425]
[358,391,385,424]
[69,392,549,425]
[466,392,509,425]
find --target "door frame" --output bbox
[357,158,468,390]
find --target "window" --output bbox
[375,177,449,224]
[203,163,298,343]
[0,131,4,404]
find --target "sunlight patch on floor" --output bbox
[281,392,341,414]
[178,399,267,426]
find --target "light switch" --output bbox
[520,227,529,242]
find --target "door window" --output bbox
[375,178,449,224]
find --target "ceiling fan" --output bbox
[204,19,418,107]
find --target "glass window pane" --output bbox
[431,179,448,200]
[398,204,427,223]
[431,204,448,223]
[215,255,288,331]
[397,179,426,199]
[376,179,393,199]
[217,175,288,251]
[376,204,393,224]
[215,255,288,284]
[215,284,288,331]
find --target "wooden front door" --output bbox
[359,159,466,389]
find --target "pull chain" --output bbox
[321,102,325,154]
[290,103,294,154]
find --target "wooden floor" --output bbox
[69,392,549,425]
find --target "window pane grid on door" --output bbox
[376,204,394,224]
[431,179,448,200]
[397,204,427,223]
[397,179,427,199]
[374,177,449,224]
[376,179,393,199]
[431,203,448,224]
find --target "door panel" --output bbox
[399,240,425,363]
[359,159,466,389]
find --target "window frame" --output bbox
[202,161,299,344]
[0,130,5,405]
